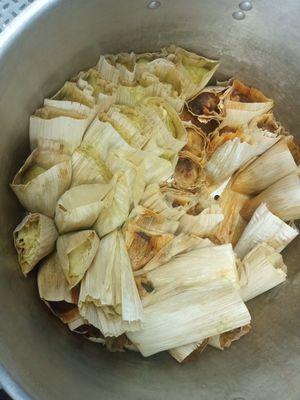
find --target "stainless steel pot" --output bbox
[0,1,299,399]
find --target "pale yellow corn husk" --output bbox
[57,230,99,288]
[55,183,111,233]
[214,188,250,246]
[166,45,220,99]
[177,205,224,236]
[10,141,72,218]
[232,137,297,194]
[14,213,58,276]
[135,234,213,276]
[241,172,300,221]
[183,125,208,163]
[48,81,95,108]
[223,80,273,126]
[174,151,204,190]
[209,177,231,199]
[146,243,238,291]
[169,339,208,363]
[93,171,132,238]
[239,243,287,302]
[208,324,251,350]
[234,203,299,259]
[249,112,284,136]
[141,183,186,220]
[78,230,143,337]
[160,185,199,210]
[127,279,250,356]
[97,55,136,86]
[30,106,93,153]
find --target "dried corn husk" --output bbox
[13,213,58,276]
[183,125,208,163]
[232,137,297,194]
[166,45,219,99]
[174,151,204,190]
[93,171,132,238]
[239,243,287,302]
[30,106,92,153]
[57,230,99,288]
[177,205,224,236]
[141,183,186,220]
[160,185,199,210]
[47,81,95,108]
[234,203,299,259]
[79,230,143,337]
[214,188,249,246]
[135,234,213,276]
[146,244,238,292]
[223,80,273,126]
[127,279,250,356]
[250,112,284,136]
[97,55,135,86]
[11,141,72,218]
[208,324,251,350]
[55,183,111,233]
[169,339,209,363]
[38,252,80,323]
[240,172,300,221]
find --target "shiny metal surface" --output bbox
[0,1,300,399]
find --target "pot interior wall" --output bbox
[0,1,300,399]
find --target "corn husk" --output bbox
[99,105,152,149]
[127,279,250,356]
[169,339,209,363]
[234,203,299,259]
[135,234,213,276]
[250,112,284,136]
[141,183,186,220]
[160,185,199,210]
[38,252,80,323]
[97,55,135,86]
[232,137,297,194]
[13,213,58,276]
[223,80,273,126]
[177,205,224,236]
[78,230,143,337]
[214,188,250,246]
[238,243,287,302]
[174,151,204,190]
[183,125,208,163]
[93,171,132,238]
[57,230,99,288]
[166,45,220,99]
[187,85,231,119]
[55,183,111,233]
[141,97,187,165]
[240,172,300,221]
[209,177,231,199]
[208,324,251,350]
[30,106,93,153]
[146,243,238,292]
[48,81,95,108]
[11,141,72,218]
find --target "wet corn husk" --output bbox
[238,243,287,302]
[78,230,143,337]
[208,324,251,350]
[169,339,209,363]
[234,203,299,259]
[250,112,284,136]
[183,125,209,163]
[223,80,273,126]
[93,171,132,238]
[174,151,204,190]
[30,105,93,153]
[240,172,300,221]
[166,45,220,99]
[57,230,99,288]
[127,279,250,357]
[97,55,135,86]
[177,205,224,236]
[214,188,250,246]
[47,81,95,108]
[38,252,80,323]
[13,213,58,276]
[10,141,72,218]
[232,137,298,194]
[140,183,186,220]
[55,183,111,233]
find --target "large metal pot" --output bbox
[0,1,299,399]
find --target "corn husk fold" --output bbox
[55,183,111,233]
[10,141,72,218]
[78,230,143,337]
[57,230,99,288]
[177,205,224,236]
[208,324,251,350]
[169,339,209,363]
[239,243,287,302]
[235,203,299,259]
[13,213,58,276]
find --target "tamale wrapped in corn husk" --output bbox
[208,324,251,350]
[174,150,204,190]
